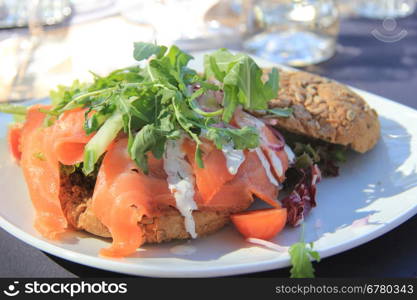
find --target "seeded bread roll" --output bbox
[267,70,380,153]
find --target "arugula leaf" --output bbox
[223,56,267,109]
[171,93,205,168]
[165,45,193,71]
[0,103,28,115]
[267,107,293,118]
[204,49,280,121]
[128,124,166,174]
[206,126,259,150]
[264,68,279,100]
[221,85,239,122]
[50,80,88,107]
[204,48,236,80]
[289,225,320,278]
[208,56,226,82]
[226,126,260,149]
[89,67,143,89]
[115,93,150,123]
[133,42,167,61]
[289,242,320,278]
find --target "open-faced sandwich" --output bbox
[1,43,380,259]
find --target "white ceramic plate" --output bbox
[1,54,417,277]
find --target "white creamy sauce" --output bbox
[163,138,198,238]
[222,143,245,175]
[236,111,286,182]
[254,147,279,187]
[201,123,246,175]
[284,144,296,164]
[266,148,284,177]
[170,244,197,256]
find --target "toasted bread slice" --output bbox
[59,170,237,243]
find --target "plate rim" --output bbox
[1,202,416,277]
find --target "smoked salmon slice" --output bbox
[183,138,281,209]
[182,139,234,204]
[235,150,281,208]
[20,105,66,239]
[52,108,94,165]
[234,110,289,183]
[200,150,281,211]
[92,138,175,257]
[18,105,94,239]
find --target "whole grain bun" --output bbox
[59,170,242,243]
[266,70,380,153]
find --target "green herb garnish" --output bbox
[33,152,46,161]
[266,107,293,118]
[289,224,320,278]
[56,44,281,174]
[0,104,28,116]
[204,48,279,122]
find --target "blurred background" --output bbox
[0,0,416,103]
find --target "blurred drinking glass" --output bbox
[355,0,416,19]
[0,0,71,29]
[243,0,339,67]
[118,0,247,51]
[0,0,72,102]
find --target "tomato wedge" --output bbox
[8,123,23,161]
[231,208,287,240]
